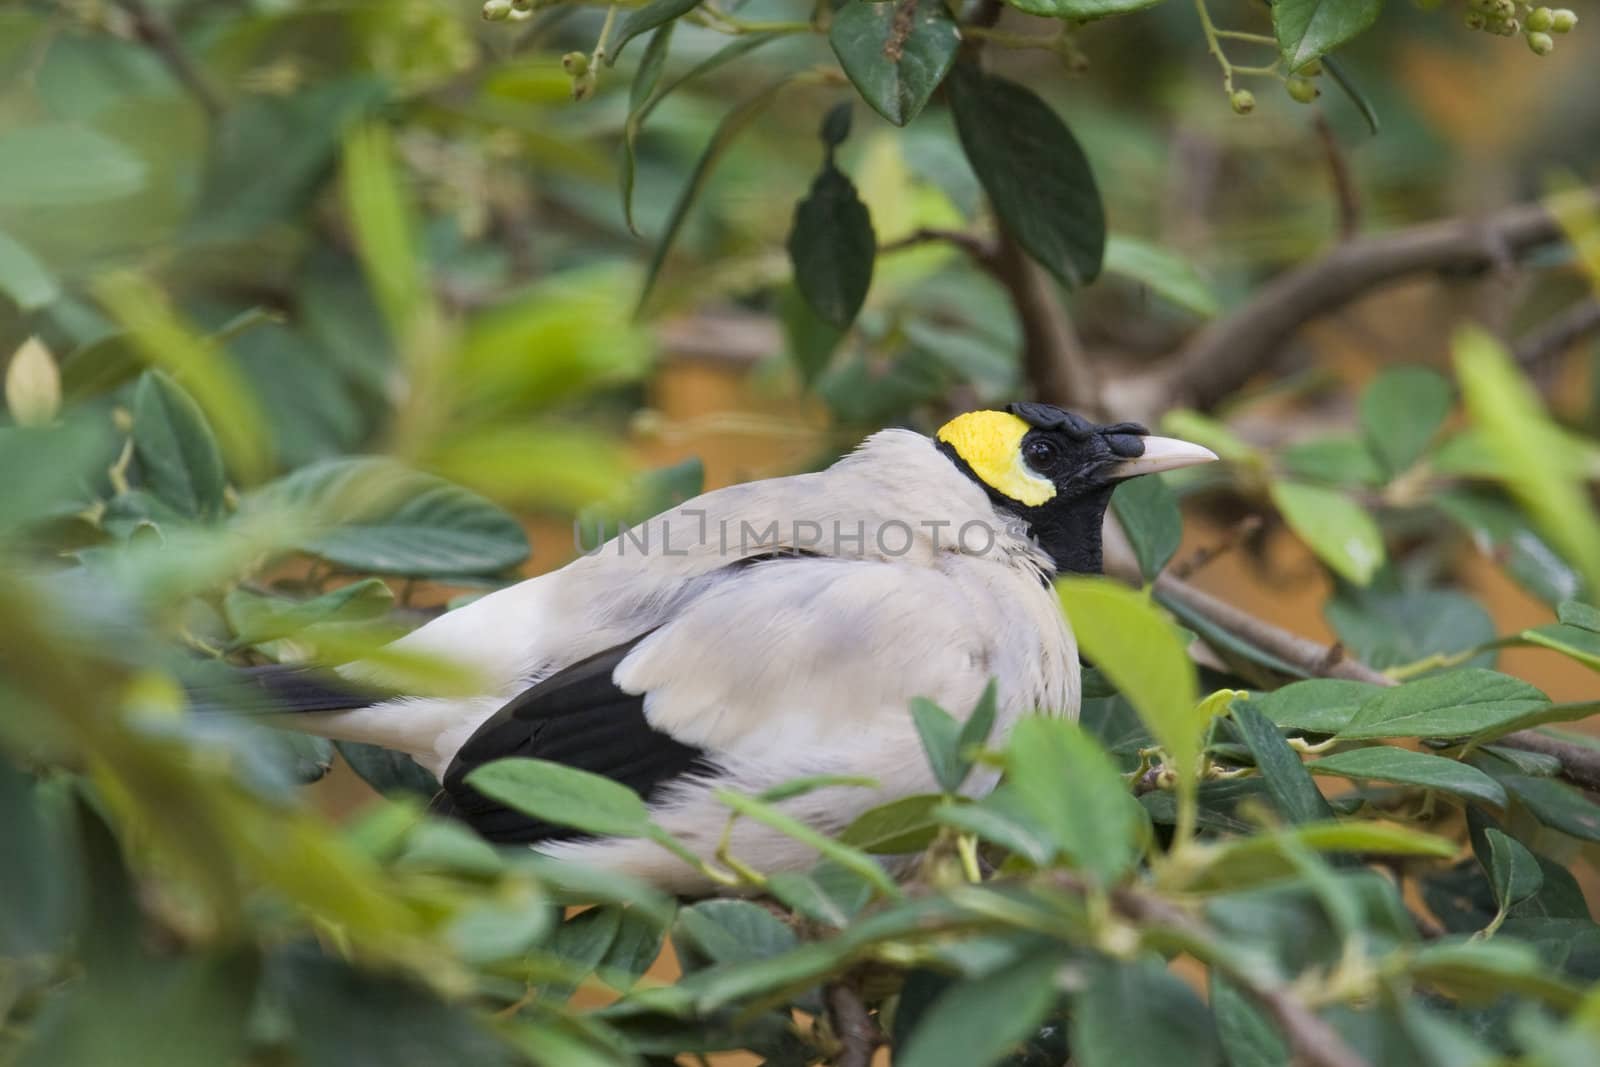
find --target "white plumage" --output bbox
[281,411,1214,891]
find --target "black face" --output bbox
[1005,403,1150,575]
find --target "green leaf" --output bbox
[1197,822,1457,890]
[947,63,1104,287]
[0,228,58,311]
[1493,774,1600,843]
[1560,600,1600,632]
[1103,235,1221,318]
[787,159,875,331]
[1111,474,1182,582]
[1337,669,1550,740]
[1210,975,1288,1067]
[1247,679,1382,734]
[621,33,777,237]
[897,951,1066,1067]
[1071,957,1223,1067]
[1057,577,1200,783]
[1407,937,1582,1008]
[1438,490,1583,606]
[838,794,942,854]
[1455,324,1600,597]
[609,0,699,64]
[1004,0,1165,16]
[1310,747,1507,808]
[637,78,790,315]
[248,457,529,577]
[828,0,960,127]
[1360,365,1452,477]
[910,698,965,793]
[777,283,844,384]
[934,789,1056,867]
[0,763,74,958]
[675,900,797,965]
[1521,623,1600,673]
[1272,0,1384,72]
[0,122,146,207]
[1232,700,1337,824]
[1268,480,1384,586]
[1281,436,1386,488]
[335,742,440,800]
[466,758,653,839]
[959,682,999,763]
[1325,587,1496,673]
[714,788,901,898]
[1005,717,1146,882]
[131,370,227,521]
[1481,827,1543,910]
[224,579,394,648]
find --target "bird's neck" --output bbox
[1022,490,1111,576]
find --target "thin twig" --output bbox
[1167,514,1263,580]
[1492,732,1600,793]
[878,227,998,264]
[1122,187,1599,415]
[824,980,882,1067]
[1514,297,1600,373]
[1312,113,1361,240]
[109,0,224,119]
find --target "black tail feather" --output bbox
[184,663,393,715]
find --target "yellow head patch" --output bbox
[936,411,1056,506]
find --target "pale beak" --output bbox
[1109,436,1220,479]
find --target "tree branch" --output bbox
[1312,114,1360,241]
[990,228,1100,412]
[110,0,224,120]
[1137,187,1598,414]
[824,980,881,1067]
[1514,297,1600,373]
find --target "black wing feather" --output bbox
[435,637,712,844]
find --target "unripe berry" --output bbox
[1494,0,1515,17]
[1296,59,1323,76]
[1465,11,1486,29]
[1230,88,1256,115]
[481,0,511,19]
[1501,17,1520,35]
[1527,6,1553,30]
[1527,29,1555,53]
[561,51,589,76]
[1286,76,1320,103]
[1550,8,1577,32]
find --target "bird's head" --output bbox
[935,403,1218,574]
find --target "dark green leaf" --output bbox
[838,794,941,854]
[959,682,999,761]
[1406,937,1582,1008]
[1111,474,1182,582]
[0,228,58,310]
[1360,365,1453,477]
[467,758,653,839]
[1272,0,1384,71]
[609,0,699,64]
[132,370,227,521]
[1281,436,1386,488]
[0,122,146,207]
[674,900,797,965]
[947,63,1104,287]
[897,951,1065,1067]
[1337,669,1550,740]
[638,79,789,314]
[910,698,964,793]
[1233,700,1336,823]
[1495,773,1600,843]
[1438,491,1583,606]
[629,22,674,112]
[1324,587,1496,673]
[0,762,74,957]
[820,100,853,148]
[1481,827,1543,910]
[1560,600,1600,632]
[1072,957,1223,1067]
[828,0,960,127]
[621,34,778,237]
[1005,717,1146,882]
[777,283,844,384]
[1321,54,1381,135]
[934,789,1056,867]
[1309,747,1507,808]
[787,162,875,331]
[597,907,669,990]
[1247,679,1381,734]
[248,457,529,577]
[1210,975,1288,1067]
[335,741,440,800]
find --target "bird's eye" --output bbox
[1023,437,1061,471]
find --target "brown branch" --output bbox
[824,980,882,1067]
[1312,114,1361,241]
[109,0,224,119]
[1514,297,1600,372]
[878,227,998,264]
[1148,187,1598,412]
[990,228,1100,412]
[1493,732,1600,793]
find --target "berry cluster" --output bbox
[1461,2,1579,55]
[481,0,537,22]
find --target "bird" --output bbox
[225,404,1216,892]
